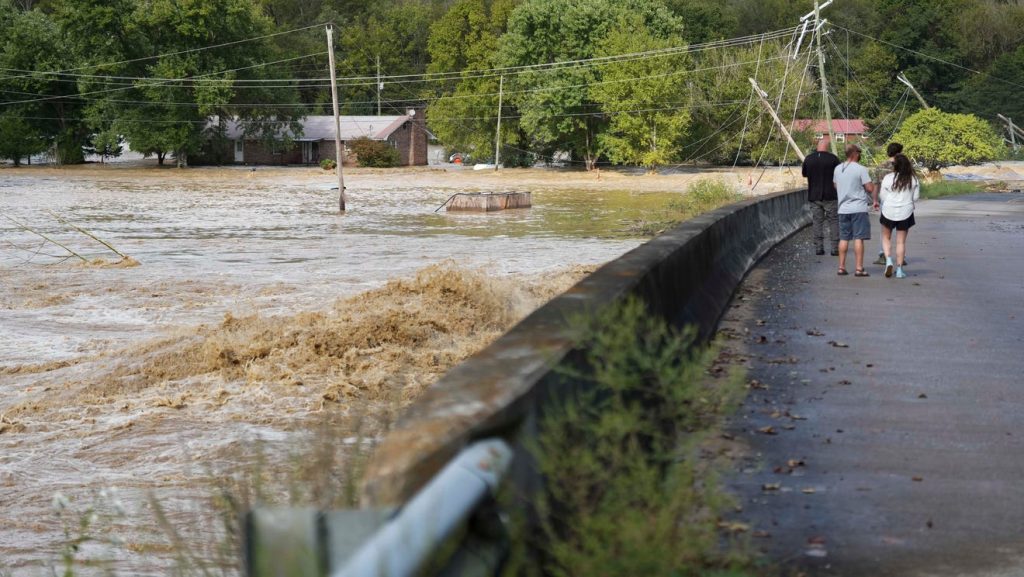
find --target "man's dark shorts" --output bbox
[838,212,871,241]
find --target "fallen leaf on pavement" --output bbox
[918,393,928,399]
[717,521,750,533]
[758,426,778,435]
[912,476,923,482]
[801,488,816,494]
[828,340,849,348]
[838,379,852,385]
[748,379,769,390]
[762,483,781,491]
[806,329,825,337]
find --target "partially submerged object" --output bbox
[441,192,532,212]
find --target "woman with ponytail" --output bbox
[878,153,920,278]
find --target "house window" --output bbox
[836,133,846,143]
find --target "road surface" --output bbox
[721,192,1024,576]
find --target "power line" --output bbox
[0,27,797,86]
[0,23,327,82]
[835,25,1024,92]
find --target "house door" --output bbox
[234,140,244,163]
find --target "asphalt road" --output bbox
[720,192,1024,576]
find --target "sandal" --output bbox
[837,268,849,276]
[854,269,870,277]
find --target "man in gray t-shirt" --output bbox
[832,144,878,276]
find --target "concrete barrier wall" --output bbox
[362,187,810,506]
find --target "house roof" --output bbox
[793,119,867,134]
[222,115,412,141]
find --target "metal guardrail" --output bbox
[246,438,513,577]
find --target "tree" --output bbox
[664,0,737,43]
[0,9,87,164]
[499,0,685,169]
[957,45,1024,123]
[591,17,691,169]
[103,0,305,167]
[0,114,48,166]
[85,129,123,163]
[426,0,529,164]
[892,108,1004,172]
[335,2,445,115]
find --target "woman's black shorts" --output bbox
[880,213,916,231]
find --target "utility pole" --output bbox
[494,74,504,171]
[997,114,1024,151]
[896,72,930,110]
[326,24,346,212]
[376,55,382,117]
[749,78,806,162]
[813,1,836,155]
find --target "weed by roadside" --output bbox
[920,180,984,199]
[507,298,754,577]
[628,179,744,236]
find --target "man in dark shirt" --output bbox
[802,136,841,255]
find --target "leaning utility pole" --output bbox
[813,1,836,154]
[326,24,346,212]
[494,75,504,171]
[896,72,930,110]
[997,114,1024,151]
[749,78,806,162]
[376,55,382,117]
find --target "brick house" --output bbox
[793,119,868,144]
[220,113,428,166]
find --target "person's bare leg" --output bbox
[896,230,908,270]
[838,240,849,271]
[854,239,865,272]
[882,226,893,260]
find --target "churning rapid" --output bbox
[1,165,698,573]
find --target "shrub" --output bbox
[671,179,744,218]
[319,158,337,170]
[512,298,751,577]
[349,137,400,168]
[892,108,1004,172]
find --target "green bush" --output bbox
[319,158,337,170]
[512,298,752,577]
[671,179,744,218]
[892,108,1004,172]
[628,179,743,236]
[349,137,400,168]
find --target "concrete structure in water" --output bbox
[212,114,428,166]
[444,192,532,212]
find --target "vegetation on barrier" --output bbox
[507,297,754,577]
[630,179,744,236]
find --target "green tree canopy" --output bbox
[591,17,691,169]
[498,0,684,169]
[893,108,1004,171]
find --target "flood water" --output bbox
[0,166,678,574]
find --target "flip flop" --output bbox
[854,269,870,277]
[837,268,849,276]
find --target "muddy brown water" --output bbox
[0,166,694,574]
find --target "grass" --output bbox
[505,298,755,577]
[920,180,984,199]
[629,179,744,236]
